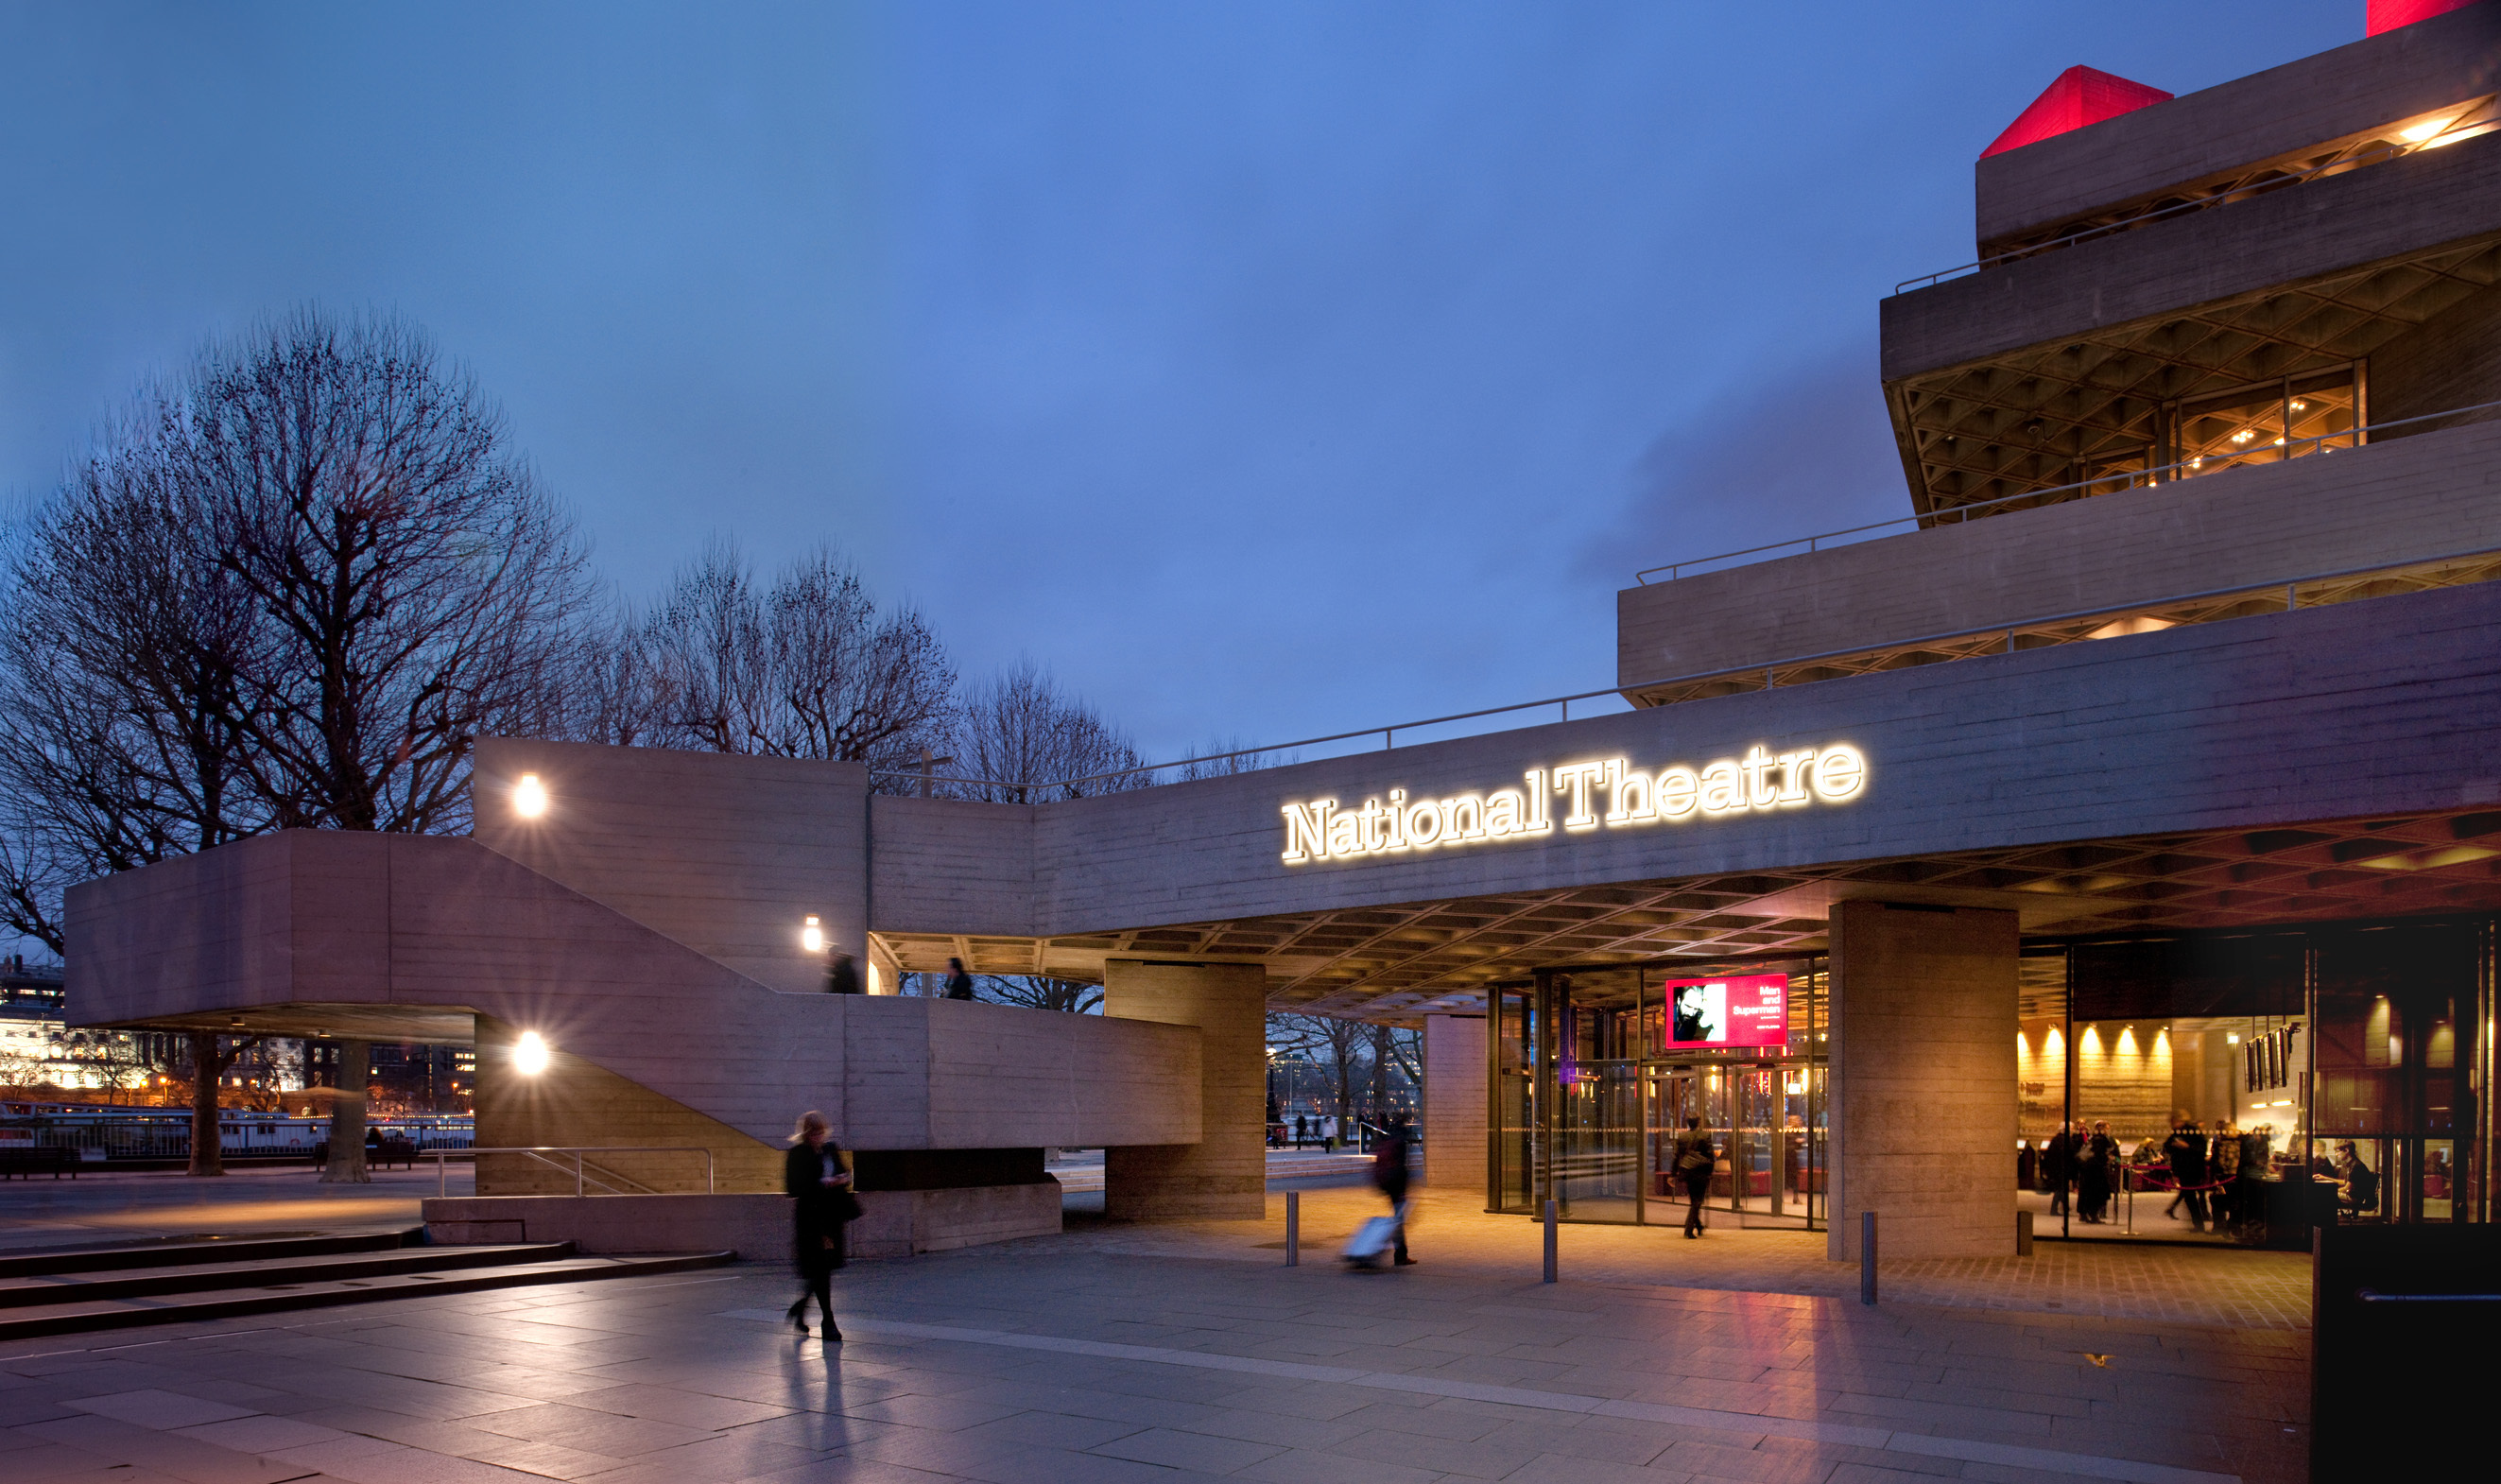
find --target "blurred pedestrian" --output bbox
[942,958,975,1000]
[1372,1120,1414,1266]
[1674,1114,1716,1238]
[784,1111,856,1341]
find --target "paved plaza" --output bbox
[0,1173,2308,1484]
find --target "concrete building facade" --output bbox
[63,8,2501,1259]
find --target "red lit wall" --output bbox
[1981,66,2174,159]
[2369,0,2478,37]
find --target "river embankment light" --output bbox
[513,1031,551,1075]
[513,773,548,818]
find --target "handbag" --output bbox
[832,1187,864,1223]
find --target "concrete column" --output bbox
[1102,959,1264,1220]
[1827,902,2018,1261]
[1423,1013,1487,1195]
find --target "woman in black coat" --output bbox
[784,1111,854,1341]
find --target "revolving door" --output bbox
[1490,958,1827,1228]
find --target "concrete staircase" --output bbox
[0,1230,733,1339]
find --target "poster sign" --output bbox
[1660,974,1789,1050]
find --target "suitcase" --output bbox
[1343,1216,1398,1268]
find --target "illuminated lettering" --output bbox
[1281,800,1331,863]
[1553,761,1607,830]
[1658,767,1699,819]
[1742,746,1778,809]
[1776,751,1813,805]
[1607,763,1653,822]
[1277,740,1869,864]
[1812,745,1866,800]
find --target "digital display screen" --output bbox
[1660,973,1789,1049]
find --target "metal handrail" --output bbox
[1630,398,2501,585]
[1892,110,2495,295]
[423,1145,715,1199]
[873,541,2501,794]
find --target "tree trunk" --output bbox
[321,1040,371,1184]
[186,1030,224,1177]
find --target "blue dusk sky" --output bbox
[0,1,2356,764]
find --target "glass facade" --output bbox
[1490,958,1827,1229]
[2015,915,2494,1246]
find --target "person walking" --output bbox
[2044,1120,2082,1217]
[1674,1114,1716,1238]
[2209,1123,2241,1230]
[783,1111,855,1341]
[2164,1116,2210,1231]
[826,954,863,995]
[1294,1113,1309,1149]
[941,958,975,1000]
[2078,1121,2115,1223]
[1372,1120,1415,1266]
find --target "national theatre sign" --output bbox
[1279,744,1866,865]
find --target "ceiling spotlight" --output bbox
[513,1031,551,1075]
[513,773,548,819]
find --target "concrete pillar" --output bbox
[1423,1013,1487,1195]
[319,1040,371,1184]
[1102,959,1264,1220]
[1827,902,2018,1261]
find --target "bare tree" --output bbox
[636,540,955,782]
[1267,1011,1371,1129]
[0,309,602,952]
[974,975,1103,1015]
[185,309,603,833]
[1177,736,1295,782]
[950,659,1147,802]
[183,1030,263,1177]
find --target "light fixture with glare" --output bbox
[802,915,825,954]
[513,1030,551,1075]
[2399,117,2449,144]
[514,773,549,819]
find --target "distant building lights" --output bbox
[512,1031,551,1075]
[513,774,549,819]
[802,915,825,954]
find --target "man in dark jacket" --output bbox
[942,958,975,1000]
[1373,1122,1414,1266]
[2044,1121,2083,1217]
[1674,1115,1716,1238]
[2164,1116,2210,1232]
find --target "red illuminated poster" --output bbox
[1661,974,1789,1049]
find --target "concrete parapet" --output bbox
[422,1182,1061,1258]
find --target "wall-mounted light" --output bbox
[513,774,549,819]
[513,1031,551,1075]
[801,915,824,954]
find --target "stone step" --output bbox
[0,1228,420,1279]
[0,1251,736,1339]
[0,1241,578,1308]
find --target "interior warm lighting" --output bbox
[2353,844,2499,871]
[2227,1033,2241,1044]
[513,773,548,818]
[2399,118,2448,143]
[512,1031,551,1075]
[801,915,824,954]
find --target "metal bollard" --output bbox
[1285,1190,1299,1267]
[1859,1211,1878,1305]
[1543,1199,1559,1283]
[2015,1209,2034,1257]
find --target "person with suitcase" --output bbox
[1345,1121,1415,1268]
